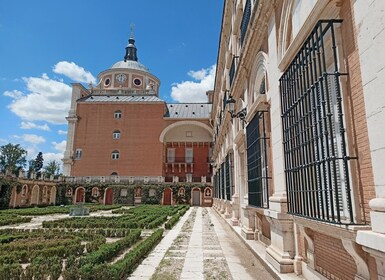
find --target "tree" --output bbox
[28,159,36,178]
[43,160,61,178]
[34,152,44,178]
[0,143,27,175]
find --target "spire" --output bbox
[124,23,138,62]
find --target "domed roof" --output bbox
[111,60,150,73]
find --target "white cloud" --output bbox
[52,140,66,153]
[53,61,96,84]
[22,134,46,144]
[3,90,23,99]
[7,76,72,124]
[171,65,216,103]
[58,130,67,135]
[21,121,50,131]
[43,153,64,165]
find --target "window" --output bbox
[246,111,270,208]
[221,162,225,199]
[111,172,118,176]
[240,0,251,45]
[114,110,122,119]
[280,20,354,224]
[225,155,232,201]
[92,187,99,197]
[167,148,175,163]
[75,149,82,160]
[186,173,192,182]
[113,130,121,139]
[185,148,193,163]
[111,150,120,160]
[120,189,128,197]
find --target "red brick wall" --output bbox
[340,0,375,222]
[71,102,166,176]
[164,142,211,178]
[314,232,356,280]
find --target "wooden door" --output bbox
[163,188,172,205]
[105,188,113,205]
[192,189,200,206]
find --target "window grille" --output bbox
[240,0,252,45]
[280,20,356,224]
[214,173,219,198]
[246,111,270,208]
[225,155,232,201]
[221,162,226,199]
[229,57,236,87]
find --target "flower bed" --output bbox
[0,205,188,279]
[0,214,32,226]
[0,204,122,216]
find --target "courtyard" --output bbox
[0,204,279,280]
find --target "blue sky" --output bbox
[0,0,223,167]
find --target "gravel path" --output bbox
[130,207,275,280]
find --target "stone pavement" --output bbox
[129,207,277,280]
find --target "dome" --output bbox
[111,60,150,73]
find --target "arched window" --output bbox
[113,130,121,139]
[111,150,120,160]
[21,185,28,197]
[114,110,122,119]
[92,187,100,197]
[111,172,118,176]
[66,188,73,196]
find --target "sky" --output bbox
[0,0,223,169]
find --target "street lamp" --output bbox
[226,94,247,123]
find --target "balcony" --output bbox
[166,157,194,163]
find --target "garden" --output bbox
[0,204,189,279]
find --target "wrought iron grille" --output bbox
[246,111,270,208]
[225,155,231,201]
[229,57,236,87]
[280,20,356,224]
[240,0,251,45]
[214,173,218,198]
[221,163,225,199]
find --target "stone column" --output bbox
[353,2,385,278]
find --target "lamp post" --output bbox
[225,94,247,124]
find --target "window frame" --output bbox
[75,149,82,160]
[111,150,120,160]
[114,110,122,119]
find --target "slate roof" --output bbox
[78,95,164,103]
[165,103,212,119]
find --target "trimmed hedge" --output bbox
[108,228,164,278]
[80,229,141,266]
[0,215,31,226]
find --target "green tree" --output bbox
[43,160,61,178]
[34,152,44,178]
[28,159,36,178]
[0,143,27,175]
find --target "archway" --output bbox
[104,188,113,205]
[192,188,201,206]
[75,187,85,203]
[31,185,39,205]
[50,186,57,205]
[163,188,172,205]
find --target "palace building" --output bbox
[61,32,214,206]
[212,0,385,279]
